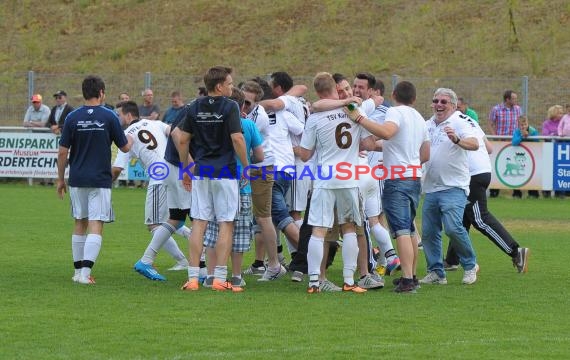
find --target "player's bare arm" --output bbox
[56,146,69,199]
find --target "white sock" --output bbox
[341,232,358,285]
[72,234,86,263]
[142,223,176,265]
[307,235,324,282]
[214,265,228,281]
[162,237,187,262]
[80,266,92,279]
[187,266,199,280]
[83,234,102,263]
[175,225,192,239]
[371,223,392,266]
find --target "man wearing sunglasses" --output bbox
[47,90,74,135]
[420,88,480,286]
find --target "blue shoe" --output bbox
[386,256,401,276]
[134,260,166,281]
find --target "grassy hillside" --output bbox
[1,0,569,127]
[2,0,569,76]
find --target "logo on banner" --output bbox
[495,144,535,188]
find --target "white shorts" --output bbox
[145,184,168,225]
[286,170,312,212]
[308,187,363,228]
[359,176,382,218]
[69,187,114,222]
[164,161,191,210]
[191,178,239,222]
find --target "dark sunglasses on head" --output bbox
[432,99,448,105]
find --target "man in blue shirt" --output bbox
[57,75,131,285]
[175,66,249,292]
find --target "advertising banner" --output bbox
[553,141,570,191]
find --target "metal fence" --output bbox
[2,72,570,131]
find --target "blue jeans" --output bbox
[382,179,421,238]
[422,188,477,277]
[271,171,294,230]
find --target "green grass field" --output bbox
[1,184,569,359]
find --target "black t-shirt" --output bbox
[178,96,241,179]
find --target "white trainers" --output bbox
[77,276,96,285]
[168,260,189,271]
[258,264,287,282]
[462,264,479,285]
[358,273,384,289]
[319,279,342,292]
[291,271,304,282]
[418,271,448,285]
[72,273,81,282]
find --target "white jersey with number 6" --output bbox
[300,108,371,189]
[113,119,170,186]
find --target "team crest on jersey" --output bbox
[87,109,94,114]
[208,98,214,104]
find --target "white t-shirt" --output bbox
[367,103,389,166]
[382,105,429,179]
[468,120,492,176]
[246,104,275,167]
[267,95,305,173]
[113,119,169,185]
[300,108,372,189]
[423,110,477,194]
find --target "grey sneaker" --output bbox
[462,264,479,285]
[419,271,447,285]
[243,264,266,276]
[258,265,287,282]
[358,273,384,289]
[513,247,530,273]
[319,279,342,292]
[202,276,214,288]
[231,276,246,290]
[291,270,304,282]
[168,260,189,271]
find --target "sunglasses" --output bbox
[432,99,449,105]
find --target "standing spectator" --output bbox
[162,91,185,124]
[139,88,160,120]
[457,97,479,123]
[511,115,539,198]
[420,88,479,286]
[47,90,74,135]
[57,75,131,285]
[23,94,50,127]
[445,120,530,273]
[176,66,249,292]
[119,92,130,102]
[558,104,570,137]
[488,90,522,197]
[542,105,563,136]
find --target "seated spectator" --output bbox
[542,106,565,198]
[511,116,539,198]
[542,105,563,136]
[47,90,74,135]
[23,94,50,127]
[512,115,538,145]
[558,104,570,137]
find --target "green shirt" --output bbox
[465,107,479,122]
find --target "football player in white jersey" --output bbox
[256,72,306,280]
[311,73,398,286]
[297,72,376,293]
[112,101,190,281]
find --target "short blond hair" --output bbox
[313,72,335,96]
[518,115,528,125]
[547,105,564,120]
